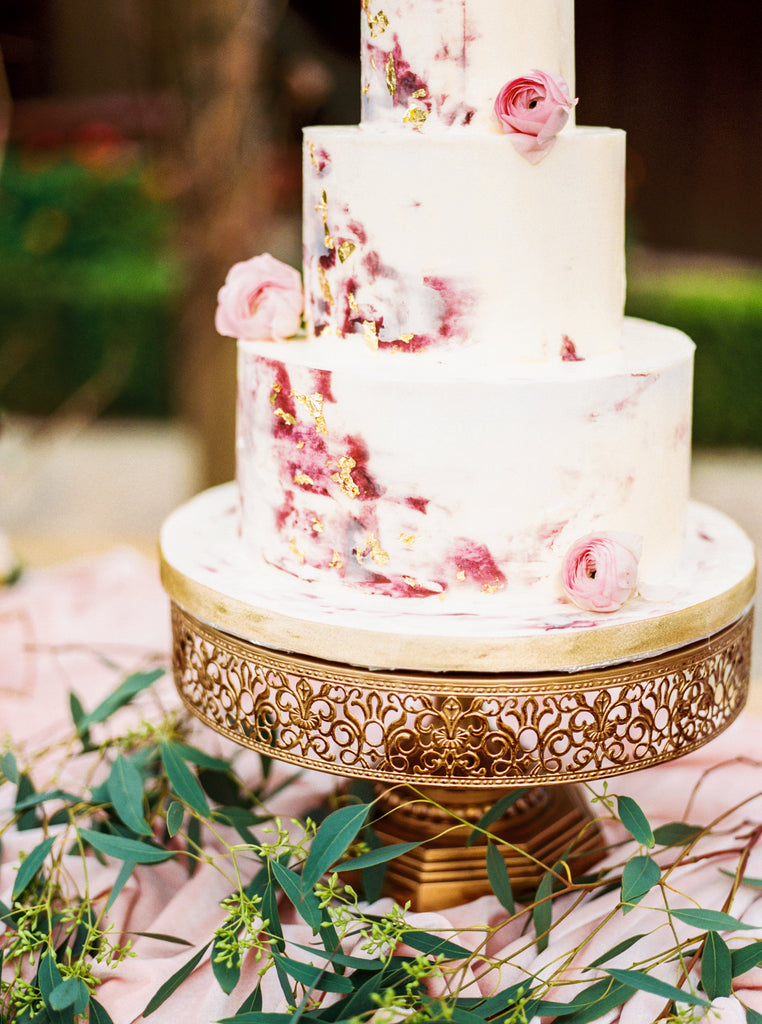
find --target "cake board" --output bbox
[161,485,756,909]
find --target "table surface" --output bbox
[2,548,762,1023]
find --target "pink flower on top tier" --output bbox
[494,70,576,164]
[561,533,642,612]
[215,253,304,341]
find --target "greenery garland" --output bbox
[1,665,762,1024]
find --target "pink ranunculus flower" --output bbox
[493,69,576,164]
[561,532,642,613]
[215,253,304,341]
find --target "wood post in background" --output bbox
[167,0,276,485]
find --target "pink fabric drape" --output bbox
[1,548,760,1023]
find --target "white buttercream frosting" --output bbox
[360,0,575,130]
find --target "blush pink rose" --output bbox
[561,533,642,613]
[493,70,576,164]
[215,253,304,341]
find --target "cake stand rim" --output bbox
[159,491,756,674]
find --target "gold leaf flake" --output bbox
[331,456,360,499]
[330,551,343,569]
[456,570,466,582]
[311,517,324,534]
[403,106,428,126]
[292,390,328,435]
[274,407,296,427]
[308,142,316,165]
[348,292,359,314]
[399,533,416,546]
[385,53,396,96]
[362,83,370,95]
[481,582,505,595]
[318,265,333,304]
[403,576,419,588]
[269,382,281,405]
[294,471,314,487]
[315,190,328,218]
[338,240,356,263]
[398,333,414,344]
[296,440,305,449]
[362,320,379,351]
[412,89,427,99]
[289,537,305,563]
[367,533,390,565]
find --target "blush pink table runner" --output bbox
[1,548,761,1023]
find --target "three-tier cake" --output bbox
[161,0,755,675]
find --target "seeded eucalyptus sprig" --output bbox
[1,666,762,1023]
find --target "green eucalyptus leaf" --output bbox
[131,932,194,946]
[616,796,655,848]
[606,967,709,1007]
[37,950,73,1024]
[621,854,661,911]
[586,932,647,969]
[171,743,232,773]
[14,789,79,812]
[78,827,174,865]
[652,822,703,846]
[745,1007,762,1024]
[403,930,472,961]
[104,860,134,914]
[107,755,152,835]
[448,1008,487,1023]
[235,983,263,1015]
[335,840,422,873]
[272,953,354,994]
[300,803,370,892]
[217,1016,304,1024]
[702,931,732,1000]
[533,869,555,954]
[212,932,240,995]
[78,669,164,730]
[161,742,211,819]
[466,788,530,847]
[13,835,55,899]
[287,939,386,973]
[1,750,19,784]
[88,998,116,1024]
[486,841,515,915]
[15,772,40,831]
[166,801,184,837]
[270,859,322,932]
[731,939,762,977]
[141,940,212,1016]
[49,977,89,1013]
[537,980,630,1024]
[671,907,756,932]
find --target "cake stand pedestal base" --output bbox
[373,784,603,912]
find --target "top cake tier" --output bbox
[361,0,575,130]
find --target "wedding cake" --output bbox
[222,0,692,614]
[161,0,754,674]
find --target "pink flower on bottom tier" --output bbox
[561,533,642,612]
[493,70,576,164]
[215,253,304,341]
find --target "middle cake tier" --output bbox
[236,317,694,609]
[303,124,626,364]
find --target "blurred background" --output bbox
[1,0,761,565]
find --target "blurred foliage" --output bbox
[627,265,762,448]
[0,147,184,417]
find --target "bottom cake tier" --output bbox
[236,317,694,607]
[160,487,755,673]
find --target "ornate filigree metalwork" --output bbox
[170,602,752,786]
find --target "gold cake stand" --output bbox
[160,488,756,910]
